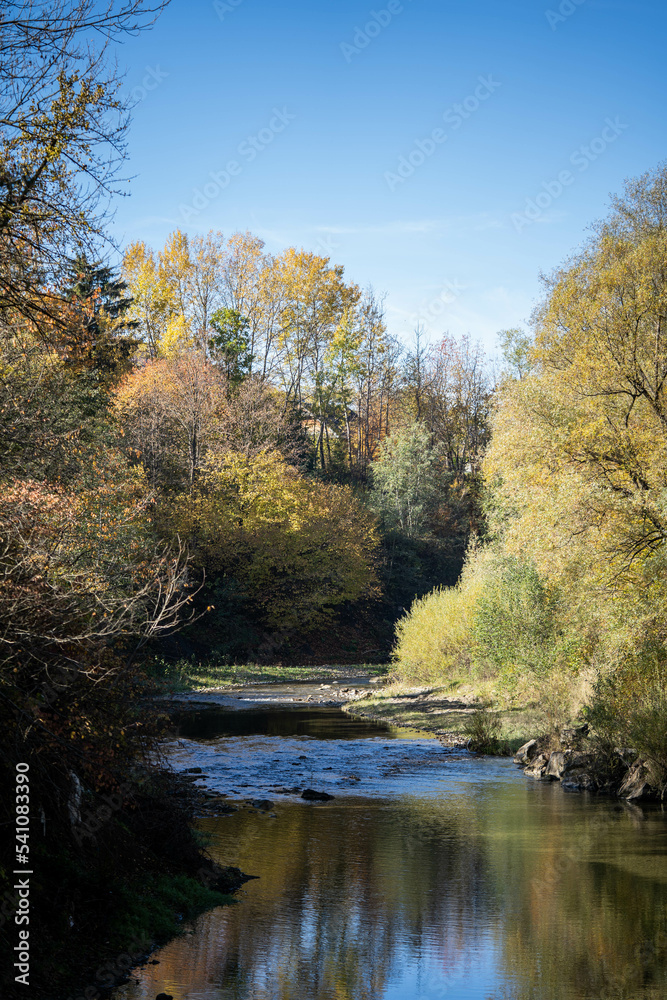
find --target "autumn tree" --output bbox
[116,352,227,486]
[420,334,491,474]
[221,230,272,376]
[122,230,395,474]
[122,239,175,358]
[486,164,667,616]
[350,290,400,476]
[498,327,533,381]
[164,449,379,637]
[395,164,667,738]
[159,229,226,353]
[0,465,192,678]
[210,376,309,465]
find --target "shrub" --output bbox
[393,584,477,684]
[462,703,509,754]
[392,547,579,695]
[472,556,560,676]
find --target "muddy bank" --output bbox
[342,683,542,751]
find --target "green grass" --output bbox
[143,657,390,693]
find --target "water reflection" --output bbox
[171,706,401,741]
[115,734,667,999]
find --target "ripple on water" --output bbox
[165,705,514,802]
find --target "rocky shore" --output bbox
[515,725,665,801]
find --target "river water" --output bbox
[113,696,667,1000]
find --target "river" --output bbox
[112,684,667,1000]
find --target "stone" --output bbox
[301,788,334,801]
[156,994,173,1000]
[545,751,567,779]
[618,760,658,802]
[614,747,638,768]
[514,739,540,765]
[562,751,594,773]
[523,753,550,779]
[562,772,596,793]
[559,724,589,749]
[250,799,274,811]
[184,767,203,773]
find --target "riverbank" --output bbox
[513,727,667,802]
[148,662,540,753]
[342,680,539,752]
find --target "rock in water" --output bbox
[618,760,658,801]
[523,753,550,779]
[301,788,334,801]
[545,751,567,779]
[562,772,596,793]
[156,994,173,1000]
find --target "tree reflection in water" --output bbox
[114,779,667,1000]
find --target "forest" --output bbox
[0,3,491,991]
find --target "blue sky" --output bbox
[111,0,667,352]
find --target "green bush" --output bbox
[472,556,559,676]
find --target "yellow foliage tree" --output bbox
[116,353,227,485]
[123,240,175,357]
[485,165,667,660]
[165,450,379,631]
